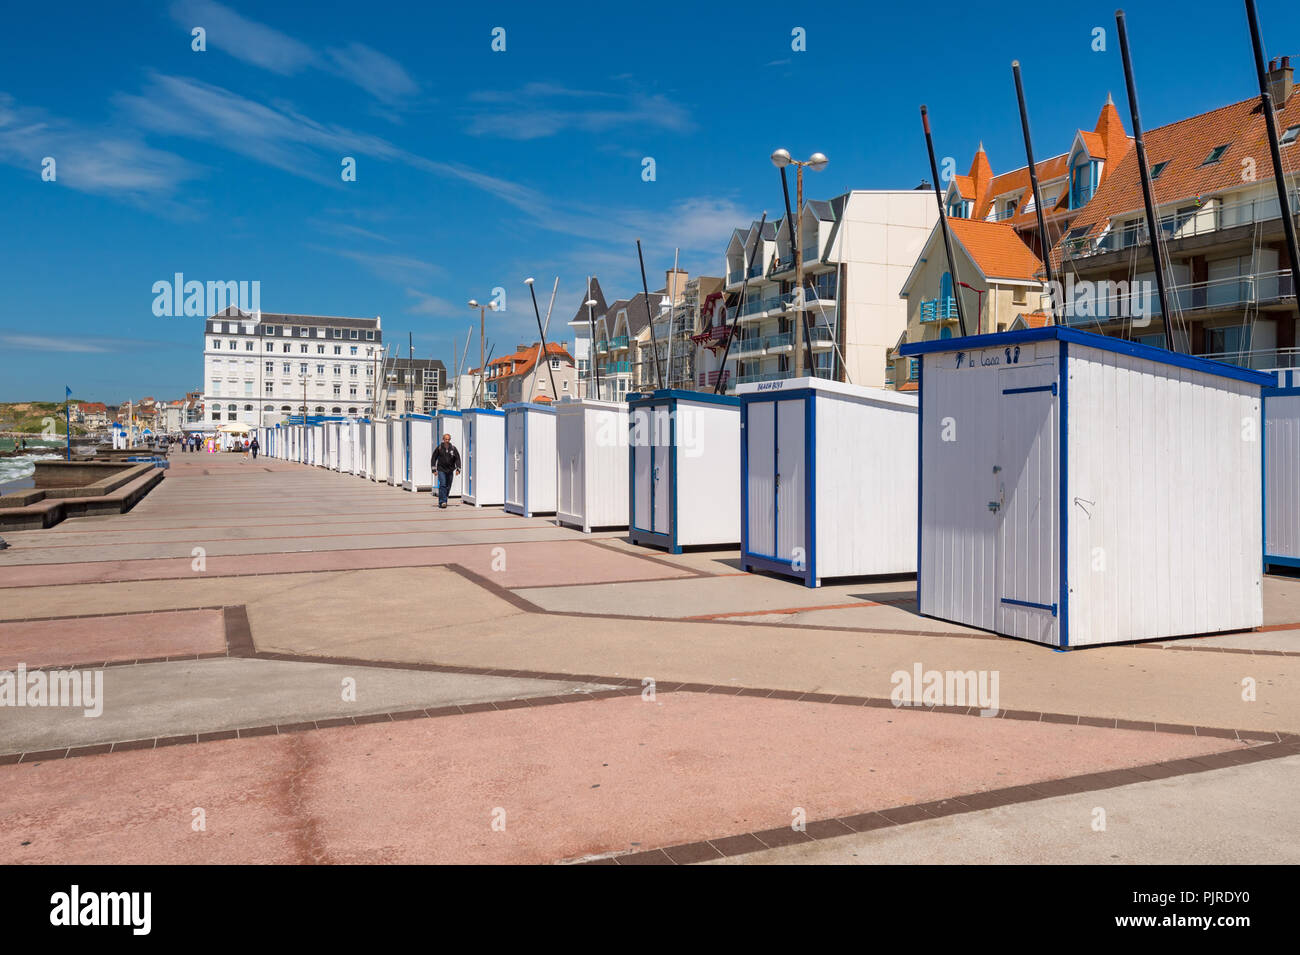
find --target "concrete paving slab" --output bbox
[0,656,615,753]
[0,693,1243,865]
[705,755,1300,865]
[0,609,226,669]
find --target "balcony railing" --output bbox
[727,269,745,286]
[697,369,732,387]
[609,335,629,349]
[1065,189,1300,259]
[602,361,632,374]
[920,296,959,322]
[734,367,835,385]
[1059,269,1295,323]
[1198,347,1300,372]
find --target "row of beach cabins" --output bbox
[257,326,1300,652]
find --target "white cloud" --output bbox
[465,86,694,140]
[0,93,200,200]
[170,0,316,75]
[326,43,419,105]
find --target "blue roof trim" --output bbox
[404,413,433,421]
[502,402,556,414]
[437,410,463,418]
[462,408,507,417]
[628,388,740,408]
[898,326,1274,387]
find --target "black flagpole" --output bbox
[920,105,970,337]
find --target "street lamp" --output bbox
[468,298,495,408]
[585,295,601,400]
[770,149,829,377]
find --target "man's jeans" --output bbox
[437,469,453,505]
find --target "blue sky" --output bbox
[2,0,1298,401]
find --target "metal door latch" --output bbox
[987,501,1001,513]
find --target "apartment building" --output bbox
[1052,59,1300,366]
[480,342,577,405]
[707,189,937,390]
[590,292,666,400]
[377,357,446,416]
[202,306,382,427]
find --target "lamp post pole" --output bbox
[770,149,828,379]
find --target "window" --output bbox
[350,346,358,355]
[298,327,308,337]
[265,361,274,374]
[334,346,342,355]
[350,329,358,339]
[1282,125,1300,146]
[245,341,253,351]
[550,358,561,369]
[212,411,221,420]
[349,386,357,397]
[1013,286,1028,305]
[1149,160,1169,180]
[212,339,221,349]
[349,365,357,376]
[282,362,291,374]
[333,364,342,376]
[333,329,342,338]
[317,364,325,374]
[317,345,324,354]
[1202,144,1228,166]
[299,363,307,374]
[366,331,375,340]
[265,383,274,395]
[282,343,291,353]
[266,342,274,351]
[1070,159,1097,208]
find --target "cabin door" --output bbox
[994,363,1060,644]
[746,398,805,563]
[632,406,653,532]
[465,418,475,497]
[507,413,525,506]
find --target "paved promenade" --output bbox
[2,451,1297,864]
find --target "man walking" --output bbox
[250,435,260,460]
[430,432,461,509]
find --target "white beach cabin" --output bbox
[737,378,918,587]
[555,398,629,532]
[404,414,434,492]
[1265,370,1300,571]
[462,408,506,507]
[433,410,464,499]
[627,390,741,553]
[503,402,557,517]
[372,419,389,483]
[387,418,405,486]
[899,326,1269,648]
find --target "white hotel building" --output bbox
[202,306,382,429]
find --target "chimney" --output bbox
[664,268,688,305]
[1268,55,1294,107]
[916,179,932,191]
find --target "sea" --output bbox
[0,438,67,493]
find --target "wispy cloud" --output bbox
[169,1,419,107]
[0,332,185,354]
[404,289,463,318]
[326,43,419,105]
[170,0,315,74]
[465,83,694,140]
[312,247,441,285]
[0,93,200,202]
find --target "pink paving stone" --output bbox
[0,541,686,591]
[0,609,227,669]
[0,694,1244,865]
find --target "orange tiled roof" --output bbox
[1048,87,1300,273]
[483,342,574,379]
[949,218,1044,281]
[1018,310,1052,328]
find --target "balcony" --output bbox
[727,268,745,286]
[920,296,959,322]
[697,369,731,387]
[1059,269,1294,324]
[602,361,632,375]
[1064,190,1300,259]
[1199,347,1300,372]
[609,335,629,350]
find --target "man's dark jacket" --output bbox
[431,442,461,473]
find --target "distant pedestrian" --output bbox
[250,436,260,460]
[430,432,461,509]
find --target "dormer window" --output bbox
[1149,160,1169,180]
[1070,157,1098,209]
[946,198,972,218]
[1281,125,1300,146]
[1201,144,1228,166]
